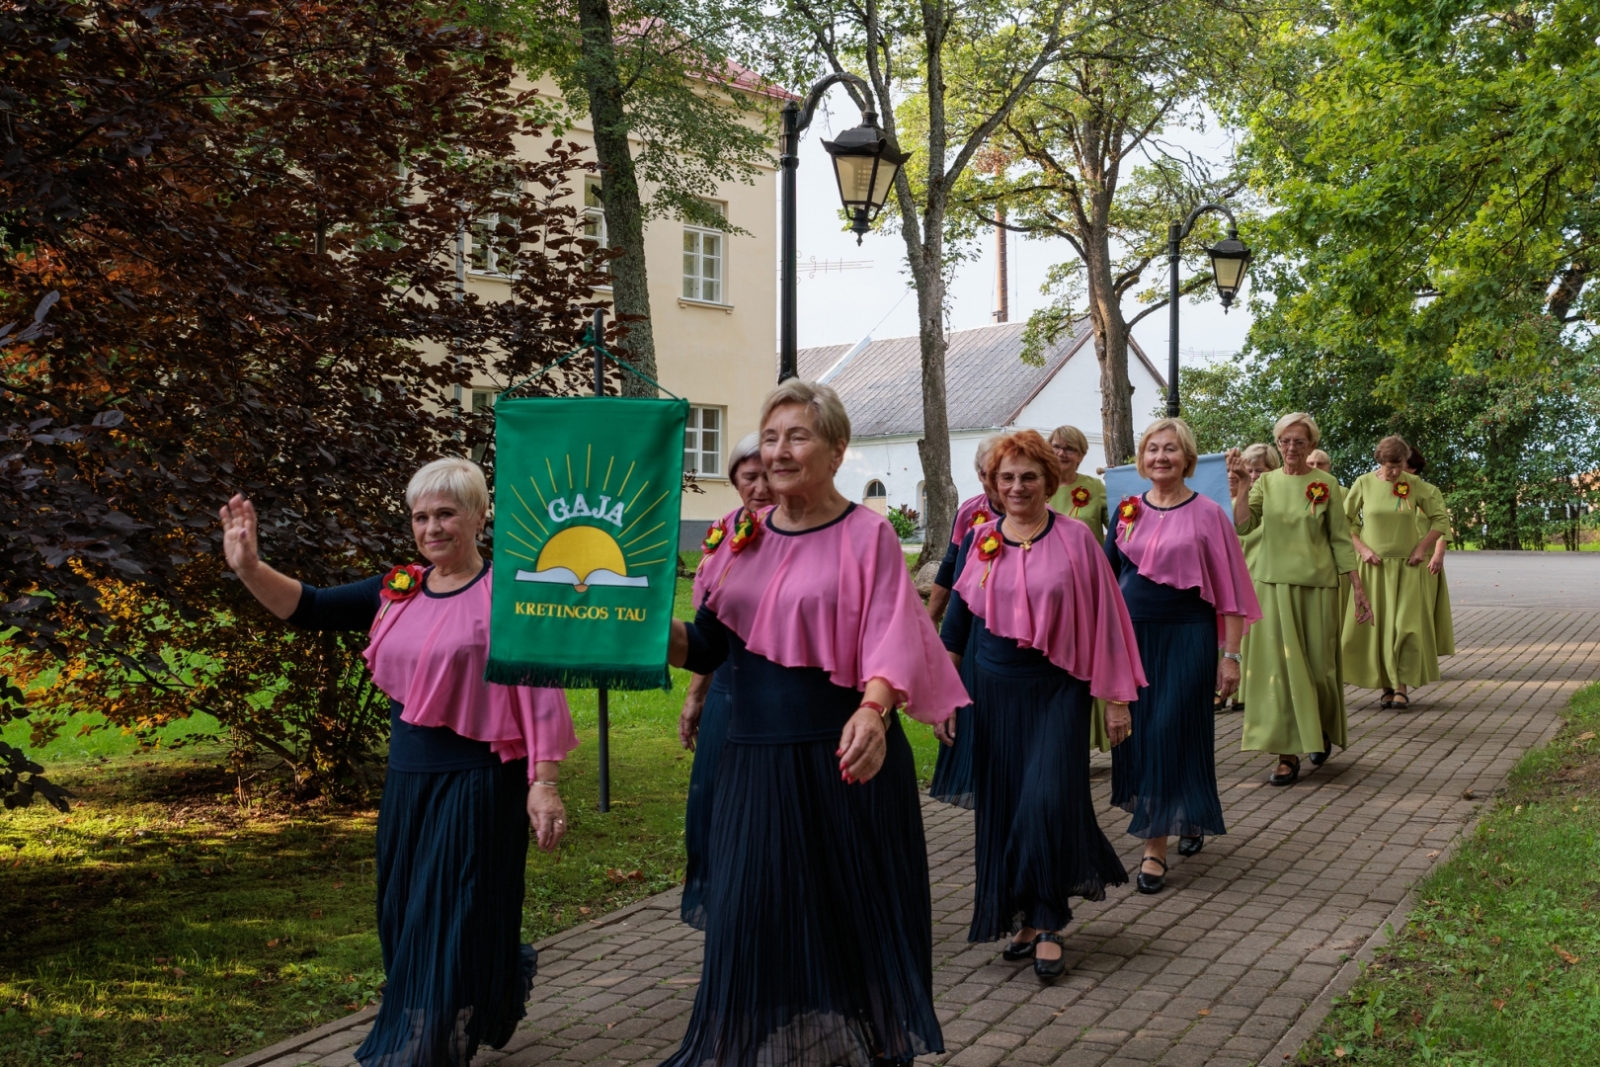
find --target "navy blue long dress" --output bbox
[665,604,942,1067]
[928,539,976,807]
[290,565,536,1067]
[678,661,731,929]
[941,520,1128,941]
[1104,493,1228,841]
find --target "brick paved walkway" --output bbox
[230,555,1600,1067]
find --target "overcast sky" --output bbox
[779,102,1255,371]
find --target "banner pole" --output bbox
[591,308,612,814]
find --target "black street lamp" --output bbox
[779,73,910,382]
[1166,203,1252,417]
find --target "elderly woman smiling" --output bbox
[218,457,577,1067]
[664,382,967,1067]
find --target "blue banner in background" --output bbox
[1103,453,1232,513]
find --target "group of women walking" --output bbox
[216,383,1452,1067]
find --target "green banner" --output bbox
[487,395,687,690]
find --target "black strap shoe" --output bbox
[1033,932,1067,980]
[1177,835,1204,857]
[1136,855,1168,894]
[1269,754,1301,786]
[1309,732,1332,767]
[1001,932,1039,961]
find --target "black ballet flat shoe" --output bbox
[1392,692,1410,710]
[1001,933,1039,961]
[1269,755,1301,787]
[1380,688,1396,709]
[1136,855,1168,894]
[1309,732,1332,767]
[1177,835,1204,857]
[1033,932,1066,980]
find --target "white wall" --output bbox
[1013,348,1166,471]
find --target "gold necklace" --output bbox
[1007,513,1050,550]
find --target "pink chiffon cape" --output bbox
[953,515,1147,703]
[949,492,999,548]
[1115,492,1263,638]
[364,568,578,776]
[696,505,968,724]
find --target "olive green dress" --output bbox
[1415,479,1455,655]
[1236,469,1361,755]
[1052,473,1112,750]
[1341,472,1450,689]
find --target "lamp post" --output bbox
[779,74,910,382]
[1166,203,1252,417]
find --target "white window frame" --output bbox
[682,203,726,304]
[469,211,519,276]
[864,479,888,500]
[684,405,724,478]
[582,179,610,284]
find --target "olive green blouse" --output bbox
[1345,472,1450,558]
[1049,473,1108,544]
[1237,468,1361,587]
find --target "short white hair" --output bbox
[1273,412,1322,448]
[406,457,489,517]
[728,431,762,477]
[760,380,851,447]
[975,433,1006,473]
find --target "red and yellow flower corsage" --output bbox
[1392,480,1411,510]
[702,520,727,555]
[380,563,425,602]
[1305,482,1331,510]
[1070,485,1092,512]
[975,528,1002,587]
[969,508,992,529]
[1116,495,1141,542]
[728,509,760,554]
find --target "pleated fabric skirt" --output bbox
[680,667,732,929]
[1240,581,1347,756]
[1341,557,1442,689]
[929,702,976,808]
[1111,620,1226,840]
[662,715,942,1067]
[357,762,536,1067]
[969,662,1128,942]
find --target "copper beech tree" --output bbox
[0,0,612,800]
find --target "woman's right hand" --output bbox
[219,494,261,575]
[934,714,957,747]
[679,692,705,751]
[1357,542,1383,567]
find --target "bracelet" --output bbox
[859,700,891,720]
[532,780,560,789]
[1222,652,1242,663]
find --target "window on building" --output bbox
[581,180,608,280]
[864,479,888,514]
[865,480,887,499]
[684,406,723,477]
[468,390,495,461]
[682,205,725,303]
[470,212,519,275]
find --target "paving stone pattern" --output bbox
[230,577,1599,1067]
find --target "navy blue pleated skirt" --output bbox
[969,660,1127,941]
[928,702,975,808]
[1111,619,1227,840]
[356,761,536,1067]
[680,665,732,929]
[662,642,943,1067]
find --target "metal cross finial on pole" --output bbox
[1166,203,1252,418]
[590,307,611,813]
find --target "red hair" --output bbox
[988,429,1062,498]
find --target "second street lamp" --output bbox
[779,74,910,382]
[1166,203,1252,417]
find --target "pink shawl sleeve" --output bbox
[953,515,1146,703]
[1115,493,1262,638]
[702,507,969,724]
[949,493,997,548]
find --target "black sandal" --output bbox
[1033,932,1066,980]
[1001,932,1039,961]
[1270,755,1300,787]
[1136,855,1168,894]
[1392,692,1410,709]
[1380,688,1396,709]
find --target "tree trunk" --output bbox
[913,235,957,568]
[1085,241,1135,467]
[576,0,658,397]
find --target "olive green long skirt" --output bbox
[1341,557,1443,689]
[1432,568,1456,656]
[1240,581,1347,755]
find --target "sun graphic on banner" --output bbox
[502,444,672,594]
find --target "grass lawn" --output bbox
[1302,682,1600,1066]
[0,558,945,1067]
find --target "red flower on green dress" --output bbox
[1116,495,1141,542]
[380,564,425,602]
[702,521,727,554]
[1070,485,1092,511]
[728,509,760,554]
[1305,482,1331,510]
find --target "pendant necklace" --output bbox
[1010,514,1050,551]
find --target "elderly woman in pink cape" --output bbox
[665,381,968,1067]
[1104,419,1261,894]
[218,457,577,1067]
[940,429,1144,981]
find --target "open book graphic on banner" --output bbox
[514,524,650,592]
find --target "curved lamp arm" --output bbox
[781,72,873,158]
[1175,201,1240,242]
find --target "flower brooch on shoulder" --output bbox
[380,563,425,602]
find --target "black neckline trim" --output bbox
[767,502,856,537]
[1140,489,1199,512]
[1000,510,1056,546]
[423,558,490,598]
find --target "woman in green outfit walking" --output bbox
[1342,436,1451,708]
[1227,413,1373,786]
[1049,424,1113,751]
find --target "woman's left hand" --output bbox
[527,784,567,852]
[838,707,888,783]
[1216,657,1242,700]
[1406,546,1428,567]
[1106,702,1132,747]
[1353,589,1375,625]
